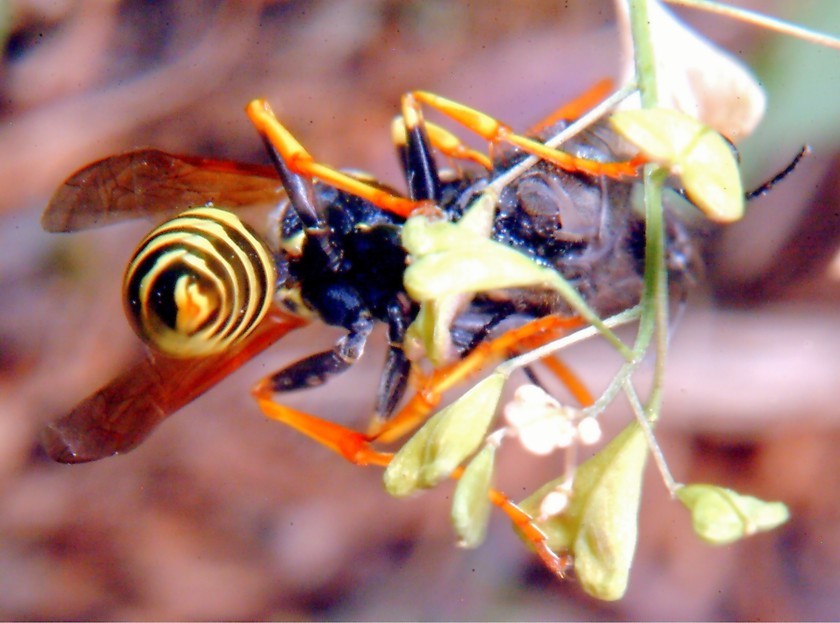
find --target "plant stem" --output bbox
[624,379,678,494]
[627,0,669,422]
[497,306,641,376]
[664,0,840,50]
[628,0,659,108]
[489,82,637,193]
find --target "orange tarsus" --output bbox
[444,464,573,579]
[487,488,573,578]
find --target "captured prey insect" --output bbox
[40,83,693,577]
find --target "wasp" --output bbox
[39,82,658,456]
[40,83,691,576]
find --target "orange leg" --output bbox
[246,99,432,218]
[527,79,614,134]
[252,378,393,467]
[371,315,586,444]
[512,326,595,408]
[252,371,572,578]
[393,94,493,171]
[409,90,642,180]
[538,354,595,407]
[254,315,584,460]
[392,117,493,171]
[488,485,573,578]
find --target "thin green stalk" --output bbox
[624,379,678,494]
[627,0,669,422]
[497,306,641,376]
[628,0,659,108]
[489,82,637,193]
[665,0,840,50]
[639,167,669,421]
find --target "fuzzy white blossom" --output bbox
[539,489,571,521]
[504,384,588,456]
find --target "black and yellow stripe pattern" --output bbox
[123,207,276,358]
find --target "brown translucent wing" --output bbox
[41,308,308,463]
[42,149,282,233]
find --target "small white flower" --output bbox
[503,384,581,456]
[576,416,602,446]
[512,383,558,408]
[539,488,571,521]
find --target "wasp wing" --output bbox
[42,149,282,233]
[41,308,307,463]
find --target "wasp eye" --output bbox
[123,207,276,358]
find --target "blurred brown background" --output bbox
[1,0,839,619]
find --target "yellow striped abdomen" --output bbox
[123,207,276,358]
